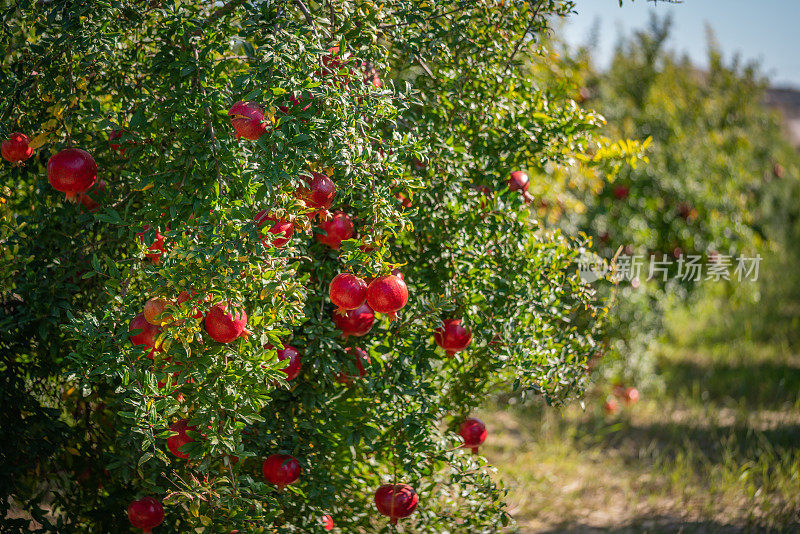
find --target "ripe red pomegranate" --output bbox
[434,319,472,356]
[459,417,487,454]
[47,148,97,201]
[322,514,334,531]
[204,303,248,343]
[228,100,268,140]
[136,226,166,264]
[166,419,197,460]
[315,211,354,249]
[335,347,370,385]
[332,302,374,337]
[129,313,162,358]
[273,344,302,381]
[613,185,630,200]
[77,179,107,212]
[254,210,293,248]
[297,171,336,219]
[1,132,33,163]
[374,484,419,525]
[329,273,367,313]
[127,496,164,533]
[508,170,529,192]
[262,454,301,490]
[366,274,408,321]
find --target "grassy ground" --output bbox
[485,341,800,533]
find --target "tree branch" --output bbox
[503,0,544,73]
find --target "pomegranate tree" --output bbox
[7,1,618,531]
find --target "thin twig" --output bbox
[207,0,247,25]
[378,5,469,30]
[294,0,316,34]
[503,0,544,73]
[413,53,435,78]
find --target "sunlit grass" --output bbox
[485,342,800,532]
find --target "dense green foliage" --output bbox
[0,1,640,531]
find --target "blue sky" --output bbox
[560,0,800,88]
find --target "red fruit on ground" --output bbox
[47,148,97,201]
[335,347,370,385]
[204,303,248,343]
[434,318,472,356]
[329,273,368,313]
[127,496,165,533]
[228,100,268,140]
[374,484,419,525]
[459,417,487,454]
[1,132,33,163]
[129,313,162,358]
[507,170,529,192]
[366,274,408,321]
[332,302,375,338]
[262,454,301,490]
[254,210,293,248]
[297,171,336,219]
[166,419,197,460]
[272,344,302,381]
[315,211,354,249]
[136,226,167,264]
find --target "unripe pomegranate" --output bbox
[47,148,97,201]
[136,226,166,264]
[374,484,418,525]
[262,454,301,490]
[322,514,334,531]
[459,417,487,454]
[332,302,374,338]
[329,273,367,313]
[166,419,197,460]
[204,303,248,343]
[315,211,354,249]
[78,179,107,212]
[366,274,408,321]
[434,318,472,356]
[507,170,529,192]
[228,101,268,140]
[127,496,164,533]
[1,132,33,162]
[297,171,336,219]
[335,347,370,385]
[144,297,172,326]
[271,344,302,381]
[129,313,162,358]
[254,210,293,248]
